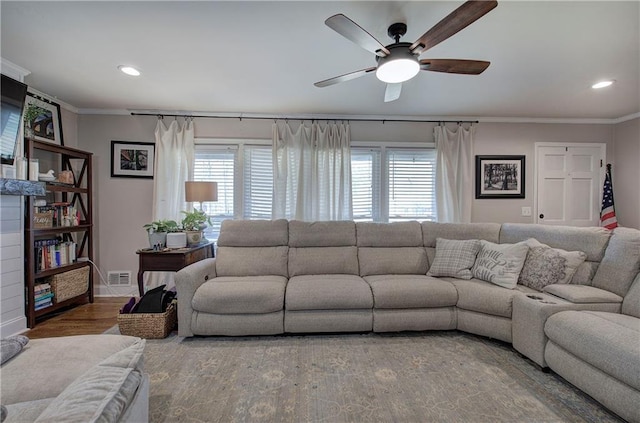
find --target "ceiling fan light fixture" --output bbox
[376,57,420,84]
[591,80,614,89]
[118,65,141,77]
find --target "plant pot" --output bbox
[185,230,203,246]
[166,232,187,248]
[148,232,167,249]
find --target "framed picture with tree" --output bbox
[475,155,525,199]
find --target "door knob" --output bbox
[539,214,544,219]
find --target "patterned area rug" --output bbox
[108,329,622,423]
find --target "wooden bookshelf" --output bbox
[24,138,94,328]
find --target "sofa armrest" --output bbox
[543,284,623,304]
[513,292,622,368]
[175,258,216,337]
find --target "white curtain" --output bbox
[152,118,195,221]
[435,124,475,223]
[272,121,352,221]
[146,118,194,291]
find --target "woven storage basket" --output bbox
[117,302,177,339]
[50,266,89,303]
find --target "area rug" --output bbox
[107,327,621,422]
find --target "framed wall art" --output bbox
[110,141,155,179]
[475,155,525,199]
[23,93,64,145]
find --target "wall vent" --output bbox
[107,271,131,286]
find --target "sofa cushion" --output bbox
[358,247,428,276]
[286,275,373,310]
[192,276,287,314]
[289,220,356,247]
[4,398,53,423]
[0,335,143,405]
[591,227,640,297]
[364,275,457,309]
[289,246,359,276]
[450,278,535,318]
[518,238,587,290]
[471,241,529,289]
[545,310,640,391]
[216,246,288,277]
[499,223,610,262]
[543,284,623,304]
[33,339,145,423]
[622,273,640,318]
[422,222,501,247]
[356,221,422,247]
[427,238,480,279]
[217,219,288,247]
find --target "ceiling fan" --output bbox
[314,0,498,102]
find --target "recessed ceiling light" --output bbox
[592,80,614,89]
[118,65,141,76]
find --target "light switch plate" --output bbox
[521,207,532,216]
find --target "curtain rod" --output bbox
[130,112,478,124]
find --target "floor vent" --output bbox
[107,271,131,286]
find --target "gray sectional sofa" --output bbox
[175,219,640,422]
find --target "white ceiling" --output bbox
[1,1,639,121]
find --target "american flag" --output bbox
[600,164,618,229]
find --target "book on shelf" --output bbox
[35,292,54,302]
[34,238,77,271]
[34,300,53,311]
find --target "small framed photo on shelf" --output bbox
[23,93,64,145]
[475,155,525,199]
[110,141,155,179]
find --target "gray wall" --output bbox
[613,118,640,229]
[76,114,638,295]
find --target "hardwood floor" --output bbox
[25,297,128,339]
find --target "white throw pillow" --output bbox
[427,238,481,279]
[471,241,529,289]
[518,238,587,290]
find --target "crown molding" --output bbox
[74,108,639,125]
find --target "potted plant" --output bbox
[181,209,211,246]
[143,219,178,249]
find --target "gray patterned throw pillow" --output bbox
[518,238,587,291]
[427,238,481,279]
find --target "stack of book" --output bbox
[34,238,77,271]
[34,283,54,310]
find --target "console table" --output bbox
[136,241,214,295]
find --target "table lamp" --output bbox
[185,181,218,211]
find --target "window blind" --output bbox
[243,146,273,220]
[387,149,436,222]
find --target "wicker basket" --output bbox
[117,302,177,339]
[49,266,89,303]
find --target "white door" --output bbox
[535,144,605,226]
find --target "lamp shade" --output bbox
[185,181,218,203]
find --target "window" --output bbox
[351,146,436,222]
[194,143,273,240]
[195,141,436,241]
[193,147,236,240]
[387,149,436,222]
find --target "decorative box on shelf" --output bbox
[117,302,177,339]
[33,211,54,228]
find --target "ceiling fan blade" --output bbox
[410,1,498,55]
[325,14,390,57]
[384,83,402,102]
[314,67,377,88]
[420,59,490,74]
